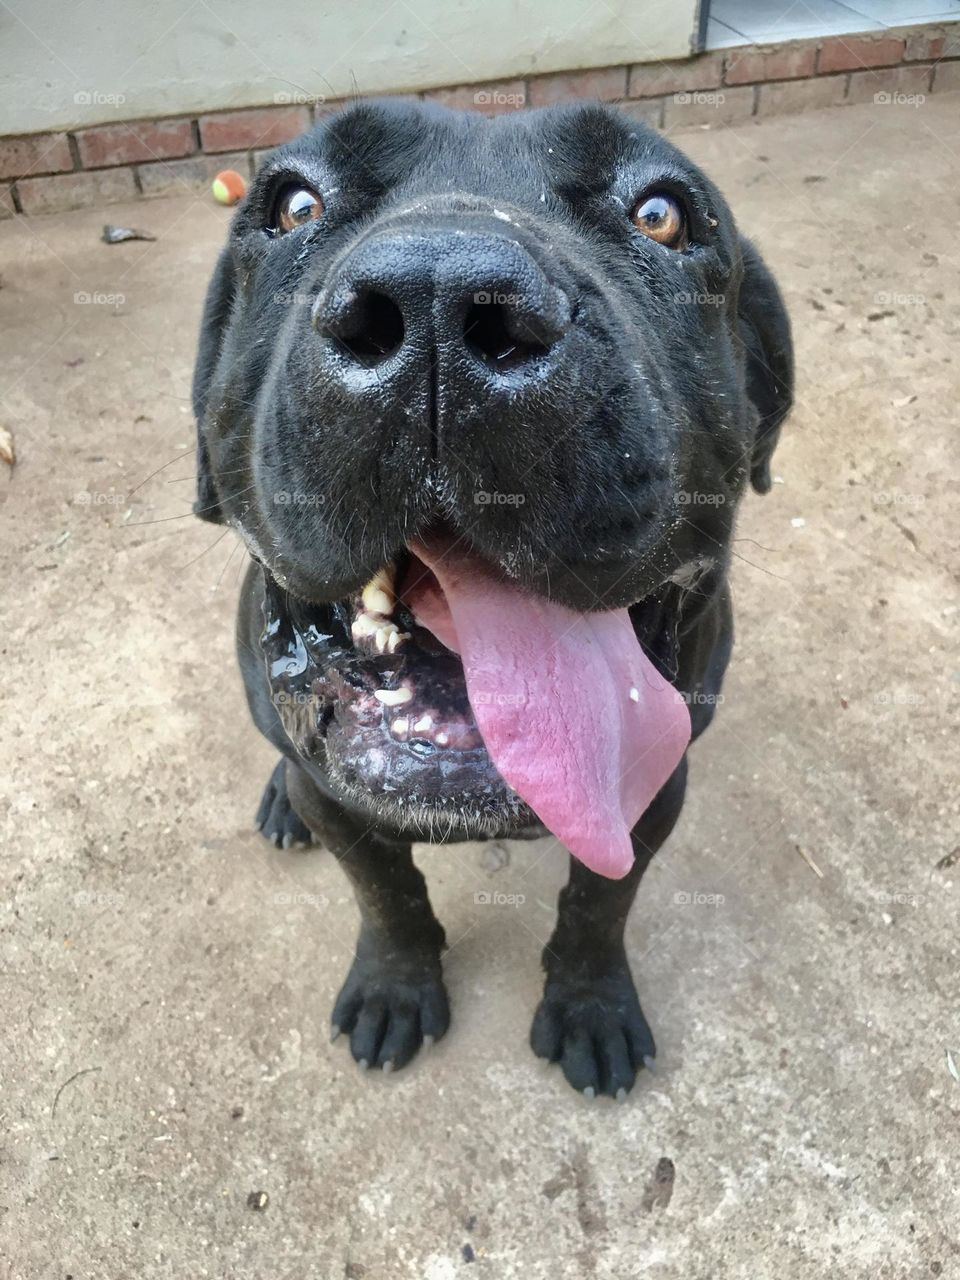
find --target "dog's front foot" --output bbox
[530,962,655,1100]
[331,951,450,1073]
[255,759,313,848]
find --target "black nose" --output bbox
[311,228,571,376]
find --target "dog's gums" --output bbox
[261,556,528,834]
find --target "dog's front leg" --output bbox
[530,759,688,1099]
[286,767,449,1074]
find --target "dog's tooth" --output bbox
[435,731,449,747]
[351,611,379,639]
[371,621,410,654]
[392,717,409,739]
[412,715,433,733]
[375,687,412,707]
[386,628,409,654]
[629,687,640,703]
[362,565,396,617]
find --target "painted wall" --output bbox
[1,0,698,134]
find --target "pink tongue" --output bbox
[407,539,691,879]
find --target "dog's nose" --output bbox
[311,229,571,376]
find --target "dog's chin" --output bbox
[260,559,541,839]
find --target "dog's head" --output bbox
[194,100,792,870]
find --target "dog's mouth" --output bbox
[262,532,691,877]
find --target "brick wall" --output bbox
[1,23,957,216]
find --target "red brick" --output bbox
[817,34,905,75]
[757,74,848,116]
[76,119,194,168]
[138,151,250,198]
[846,63,932,105]
[16,167,136,215]
[199,106,310,153]
[724,42,817,86]
[424,79,527,114]
[628,54,723,98]
[618,98,665,130]
[903,26,948,62]
[662,85,754,131]
[933,60,960,93]
[526,67,627,107]
[0,184,15,219]
[0,132,73,180]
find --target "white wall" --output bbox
[1,0,698,134]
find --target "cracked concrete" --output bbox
[1,95,958,1278]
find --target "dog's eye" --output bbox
[276,186,324,234]
[631,193,687,250]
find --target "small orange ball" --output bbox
[212,169,247,206]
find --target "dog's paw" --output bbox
[331,956,450,1073]
[255,759,313,849]
[530,966,656,1100]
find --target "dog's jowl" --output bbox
[192,99,792,1098]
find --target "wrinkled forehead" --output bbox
[265,99,703,207]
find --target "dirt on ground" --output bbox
[1,95,958,1279]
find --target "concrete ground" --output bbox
[1,95,958,1279]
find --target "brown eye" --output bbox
[277,186,324,234]
[631,193,686,249]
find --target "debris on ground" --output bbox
[246,1190,269,1212]
[102,224,156,244]
[0,425,14,468]
[794,843,824,879]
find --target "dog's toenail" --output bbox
[583,1086,596,1099]
[382,1059,394,1074]
[330,1025,341,1042]
[642,1054,656,1073]
[358,1058,369,1071]
[423,1034,435,1048]
[616,1087,627,1103]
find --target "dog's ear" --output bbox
[191,247,238,524]
[736,237,794,494]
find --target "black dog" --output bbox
[192,99,792,1099]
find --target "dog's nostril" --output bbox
[464,302,550,372]
[328,289,405,367]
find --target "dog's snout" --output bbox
[311,228,571,377]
